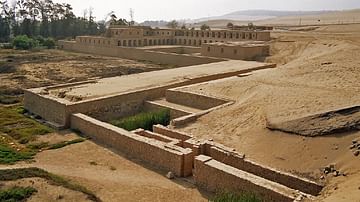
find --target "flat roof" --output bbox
[30,60,273,103]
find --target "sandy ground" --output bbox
[2,177,91,202]
[0,49,173,91]
[0,132,209,202]
[177,24,360,201]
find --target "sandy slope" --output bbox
[200,9,360,27]
[178,24,360,201]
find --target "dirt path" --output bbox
[0,132,208,202]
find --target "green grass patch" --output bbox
[110,109,170,131]
[0,186,37,202]
[0,144,35,164]
[0,167,101,202]
[47,138,85,150]
[0,106,52,144]
[211,192,262,202]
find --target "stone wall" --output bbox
[153,126,323,196]
[201,43,270,60]
[143,100,191,120]
[58,40,225,67]
[144,46,201,54]
[70,113,193,177]
[165,89,228,110]
[194,155,297,202]
[24,90,67,127]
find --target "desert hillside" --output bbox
[197,9,360,27]
[178,24,360,202]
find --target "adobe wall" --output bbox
[194,155,296,202]
[58,40,225,67]
[24,90,67,127]
[153,124,193,141]
[201,44,270,60]
[165,89,228,110]
[152,126,322,196]
[143,100,191,119]
[70,113,193,177]
[145,46,201,54]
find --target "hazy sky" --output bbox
[54,0,360,22]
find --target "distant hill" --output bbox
[193,9,360,28]
[137,9,360,28]
[191,10,334,23]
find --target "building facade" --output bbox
[75,26,271,48]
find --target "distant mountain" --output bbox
[191,10,334,23]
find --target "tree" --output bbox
[181,24,186,30]
[166,20,178,29]
[200,24,210,31]
[226,22,233,29]
[248,22,254,30]
[0,0,109,42]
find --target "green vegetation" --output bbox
[0,144,34,164]
[0,106,52,144]
[0,167,101,202]
[47,138,85,150]
[211,192,262,202]
[110,109,170,131]
[0,186,37,202]
[12,35,38,50]
[11,35,56,50]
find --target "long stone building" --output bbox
[73,25,271,48]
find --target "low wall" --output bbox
[133,129,180,144]
[144,100,191,119]
[153,125,193,141]
[194,155,297,202]
[58,41,225,67]
[70,113,193,177]
[149,125,322,196]
[166,89,228,110]
[201,142,322,196]
[24,90,67,127]
[146,46,201,54]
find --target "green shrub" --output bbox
[0,106,52,144]
[110,109,170,131]
[211,192,262,202]
[43,37,56,49]
[0,144,34,164]
[34,35,45,45]
[47,138,85,150]
[0,186,37,202]
[12,35,38,50]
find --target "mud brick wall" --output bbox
[58,40,225,67]
[165,89,227,110]
[202,142,322,195]
[24,90,67,127]
[194,155,296,202]
[70,113,193,176]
